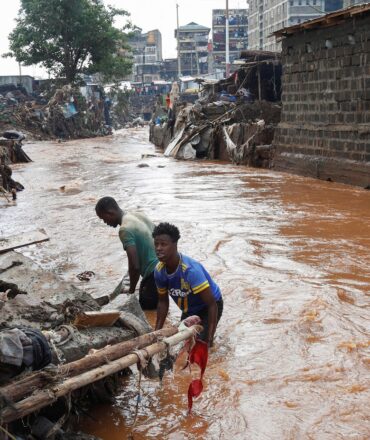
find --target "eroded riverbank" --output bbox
[1,128,369,439]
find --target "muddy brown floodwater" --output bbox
[1,128,369,439]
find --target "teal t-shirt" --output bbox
[119,212,158,279]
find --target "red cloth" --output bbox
[187,340,208,413]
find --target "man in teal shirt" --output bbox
[95,196,158,309]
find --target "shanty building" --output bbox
[273,3,370,187]
[175,22,210,76]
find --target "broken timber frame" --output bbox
[0,325,201,424]
[0,327,178,404]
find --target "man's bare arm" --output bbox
[198,288,218,346]
[126,246,140,293]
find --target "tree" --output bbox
[6,0,133,83]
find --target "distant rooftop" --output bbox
[178,22,210,32]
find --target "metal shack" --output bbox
[273,3,370,187]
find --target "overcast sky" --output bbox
[0,0,247,78]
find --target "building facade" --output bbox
[248,0,344,51]
[175,22,210,76]
[273,4,370,187]
[127,29,163,83]
[212,9,249,70]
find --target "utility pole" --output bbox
[176,3,182,79]
[18,62,22,87]
[225,0,230,77]
[142,46,145,86]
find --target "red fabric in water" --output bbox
[187,340,208,413]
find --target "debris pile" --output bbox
[0,131,29,198]
[150,50,282,168]
[0,251,150,437]
[0,83,113,140]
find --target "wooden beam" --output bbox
[0,325,202,424]
[0,229,49,254]
[0,326,178,404]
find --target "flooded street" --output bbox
[1,128,369,439]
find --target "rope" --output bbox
[54,325,76,346]
[128,348,151,440]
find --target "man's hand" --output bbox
[120,285,132,294]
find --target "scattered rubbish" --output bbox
[76,270,95,281]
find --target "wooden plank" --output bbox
[0,325,202,423]
[73,311,121,329]
[0,229,49,254]
[0,326,178,404]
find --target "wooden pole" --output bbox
[257,62,262,101]
[0,327,177,404]
[0,325,201,424]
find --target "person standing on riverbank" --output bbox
[95,197,158,309]
[153,222,223,346]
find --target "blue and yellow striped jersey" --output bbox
[154,253,222,314]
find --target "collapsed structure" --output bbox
[273,3,370,187]
[150,51,282,168]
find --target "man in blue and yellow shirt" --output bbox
[153,222,223,347]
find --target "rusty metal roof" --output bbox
[274,2,370,38]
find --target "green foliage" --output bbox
[6,0,134,83]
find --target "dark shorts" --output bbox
[139,271,158,310]
[181,298,223,342]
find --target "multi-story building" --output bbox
[343,0,367,6]
[248,0,344,51]
[212,9,248,70]
[175,22,210,76]
[127,29,163,83]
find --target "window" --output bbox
[306,42,313,53]
[325,39,333,49]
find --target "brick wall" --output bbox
[273,13,370,187]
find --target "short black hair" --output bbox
[153,222,181,242]
[95,196,120,213]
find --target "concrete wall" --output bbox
[0,76,34,94]
[273,13,370,187]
